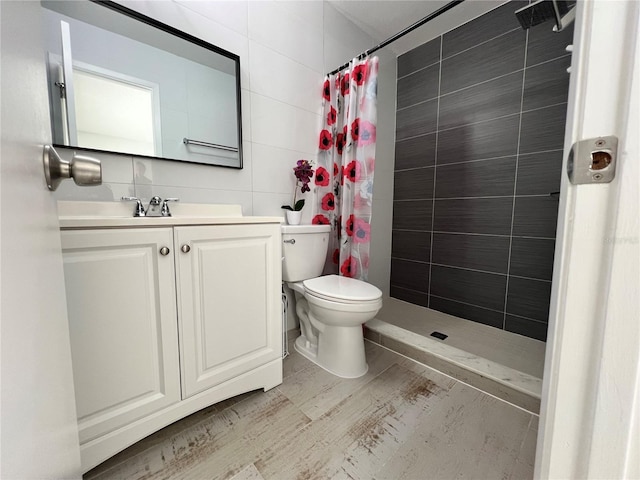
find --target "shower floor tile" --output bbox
[84,343,537,480]
[375,296,546,378]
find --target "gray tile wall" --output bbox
[391,1,573,342]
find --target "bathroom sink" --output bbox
[57,201,281,228]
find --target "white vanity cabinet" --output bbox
[58,204,282,473]
[175,225,282,398]
[61,227,181,446]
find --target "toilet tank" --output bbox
[282,224,331,282]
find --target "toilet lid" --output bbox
[303,275,382,302]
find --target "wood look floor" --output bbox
[85,341,538,480]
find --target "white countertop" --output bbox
[58,201,283,229]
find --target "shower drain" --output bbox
[430,331,448,341]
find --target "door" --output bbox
[536,0,639,478]
[61,228,180,448]
[0,1,82,478]
[175,224,282,398]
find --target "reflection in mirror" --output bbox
[42,0,243,168]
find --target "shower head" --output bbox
[515,0,575,31]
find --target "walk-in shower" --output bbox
[360,0,575,413]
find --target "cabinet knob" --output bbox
[159,246,170,256]
[181,244,191,253]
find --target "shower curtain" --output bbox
[313,56,378,280]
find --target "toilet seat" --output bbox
[303,275,382,304]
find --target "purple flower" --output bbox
[294,160,313,190]
[282,159,314,211]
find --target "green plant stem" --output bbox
[292,181,298,209]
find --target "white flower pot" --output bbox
[285,210,302,225]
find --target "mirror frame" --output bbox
[51,0,244,169]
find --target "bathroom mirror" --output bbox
[41,0,243,169]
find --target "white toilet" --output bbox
[282,224,382,378]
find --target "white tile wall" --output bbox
[148,185,253,213]
[248,1,324,73]
[249,41,323,114]
[323,2,376,71]
[276,1,324,33]
[251,143,311,194]
[251,191,291,218]
[54,181,134,202]
[175,0,249,37]
[250,93,320,155]
[240,88,252,142]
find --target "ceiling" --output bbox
[327,0,508,56]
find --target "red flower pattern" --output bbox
[321,192,335,211]
[345,160,361,183]
[315,63,378,281]
[315,166,330,186]
[340,256,358,278]
[312,214,330,225]
[352,62,367,85]
[319,129,333,150]
[358,121,376,146]
[340,73,350,96]
[351,118,359,142]
[322,79,330,101]
[345,214,355,237]
[335,133,345,155]
[327,106,337,126]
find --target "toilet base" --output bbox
[294,332,369,379]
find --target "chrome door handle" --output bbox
[283,239,295,244]
[43,145,102,191]
[159,246,170,256]
[181,244,190,253]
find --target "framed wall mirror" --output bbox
[41,0,243,169]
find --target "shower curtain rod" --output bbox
[327,0,465,76]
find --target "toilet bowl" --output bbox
[282,225,382,378]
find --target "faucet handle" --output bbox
[161,198,179,217]
[121,196,145,217]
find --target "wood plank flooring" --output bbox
[85,341,537,480]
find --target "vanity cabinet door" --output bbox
[175,224,282,398]
[60,228,181,445]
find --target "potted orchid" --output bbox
[281,159,313,225]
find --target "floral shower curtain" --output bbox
[312,56,378,281]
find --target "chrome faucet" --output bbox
[145,196,162,216]
[121,196,179,217]
[161,198,179,217]
[121,196,146,217]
